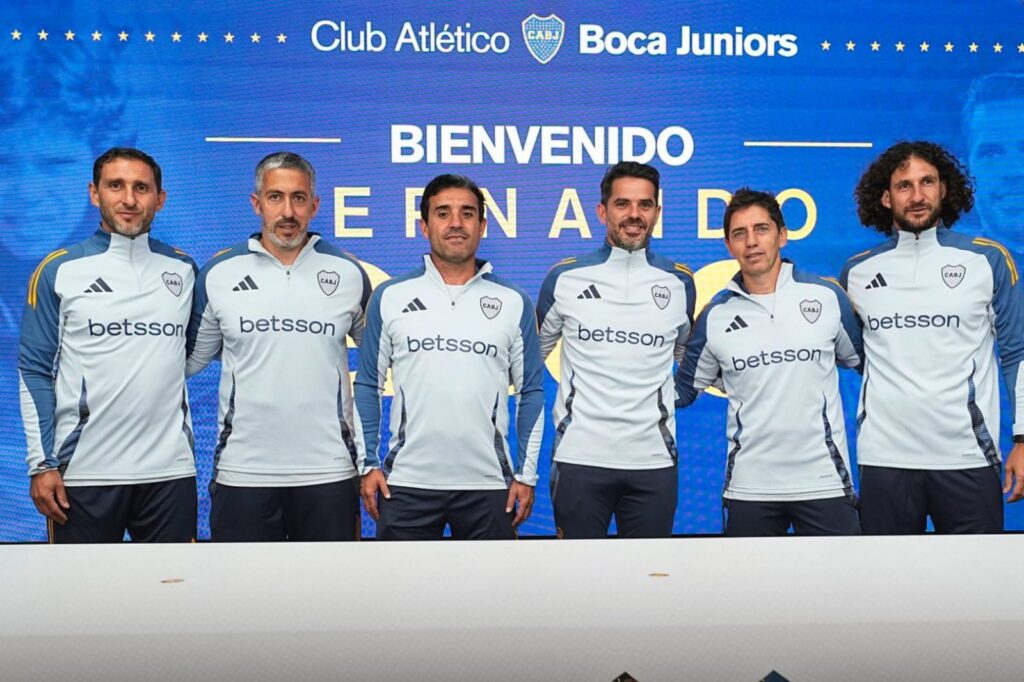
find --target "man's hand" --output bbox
[360,469,391,520]
[506,481,535,528]
[1003,442,1024,503]
[30,469,69,524]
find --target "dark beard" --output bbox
[892,206,941,234]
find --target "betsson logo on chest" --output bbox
[731,348,822,372]
[238,316,337,336]
[87,319,185,337]
[577,325,667,347]
[407,335,499,357]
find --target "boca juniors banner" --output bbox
[1,0,1022,540]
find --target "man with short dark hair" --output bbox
[842,140,1024,534]
[19,147,199,542]
[676,189,863,535]
[537,162,695,538]
[354,173,544,540]
[187,151,371,542]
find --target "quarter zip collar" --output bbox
[247,232,321,268]
[601,241,650,265]
[421,253,492,287]
[91,227,152,259]
[727,259,794,299]
[894,225,944,248]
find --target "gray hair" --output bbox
[254,151,316,196]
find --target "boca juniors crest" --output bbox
[521,14,565,64]
[161,272,183,297]
[317,270,340,296]
[941,264,966,289]
[799,299,821,324]
[480,296,502,319]
[651,285,671,310]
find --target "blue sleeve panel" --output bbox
[185,242,247,357]
[535,265,561,329]
[353,285,387,469]
[945,232,1024,425]
[18,250,72,466]
[18,239,104,466]
[487,273,545,475]
[793,267,865,370]
[674,291,733,408]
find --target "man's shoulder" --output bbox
[542,248,611,285]
[840,236,899,287]
[198,241,254,275]
[367,265,428,308]
[310,237,368,273]
[699,289,743,321]
[790,266,848,301]
[27,234,107,293]
[481,271,533,310]
[148,237,198,270]
[939,229,1019,283]
[645,250,695,287]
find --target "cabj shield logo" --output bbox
[522,14,565,64]
[161,272,183,297]
[651,285,671,310]
[317,270,340,296]
[941,264,966,289]
[480,296,502,319]
[799,299,821,324]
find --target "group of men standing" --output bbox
[18,141,1024,543]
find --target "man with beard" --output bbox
[842,140,1024,534]
[354,173,544,540]
[536,162,695,538]
[187,152,371,541]
[19,148,199,542]
[676,189,863,536]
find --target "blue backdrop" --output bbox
[2,1,1023,540]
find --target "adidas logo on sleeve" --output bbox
[577,284,601,299]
